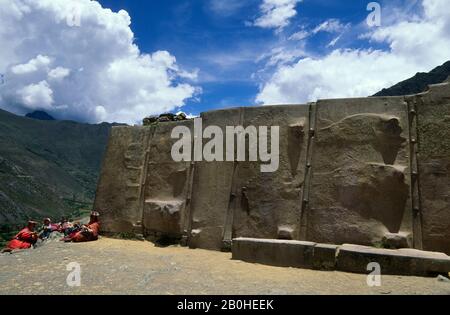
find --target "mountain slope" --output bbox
[0,108,113,227]
[25,111,55,121]
[374,61,450,96]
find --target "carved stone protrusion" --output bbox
[278,226,295,240]
[382,232,411,249]
[288,121,305,176]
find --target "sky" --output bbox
[0,0,449,124]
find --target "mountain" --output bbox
[25,111,56,121]
[374,61,450,96]
[0,108,114,229]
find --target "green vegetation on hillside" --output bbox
[0,108,113,228]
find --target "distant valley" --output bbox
[0,109,116,233]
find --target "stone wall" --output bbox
[306,97,413,247]
[414,82,450,253]
[94,81,450,254]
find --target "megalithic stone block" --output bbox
[336,244,450,276]
[232,238,450,276]
[143,199,184,238]
[94,80,450,260]
[312,243,339,270]
[415,82,450,254]
[232,238,315,268]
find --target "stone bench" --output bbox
[337,244,450,276]
[232,238,450,277]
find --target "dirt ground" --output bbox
[0,237,449,295]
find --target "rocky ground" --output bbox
[0,237,449,295]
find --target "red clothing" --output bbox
[71,222,100,243]
[89,222,100,237]
[7,227,37,250]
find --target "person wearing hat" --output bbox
[65,211,100,243]
[3,221,39,251]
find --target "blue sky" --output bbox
[97,0,395,115]
[1,0,447,123]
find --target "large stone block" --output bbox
[231,105,309,242]
[188,108,241,250]
[93,81,450,260]
[312,243,339,270]
[232,239,450,276]
[94,126,151,234]
[382,232,410,249]
[415,82,450,254]
[232,238,315,268]
[142,121,194,239]
[336,244,450,276]
[143,199,184,238]
[306,97,413,247]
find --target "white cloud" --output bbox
[48,67,71,81]
[312,19,347,34]
[179,68,199,81]
[289,18,348,42]
[289,29,309,41]
[254,0,302,30]
[18,80,54,108]
[257,46,306,68]
[257,0,450,105]
[0,0,199,124]
[11,55,51,75]
[327,34,342,48]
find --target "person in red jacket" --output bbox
[65,212,100,243]
[3,221,39,252]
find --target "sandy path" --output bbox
[0,237,449,295]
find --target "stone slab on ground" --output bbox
[336,244,450,276]
[232,237,315,268]
[232,238,450,277]
[313,243,339,270]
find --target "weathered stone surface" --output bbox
[231,239,450,276]
[142,121,193,239]
[382,232,410,249]
[232,238,338,271]
[94,126,151,234]
[231,106,309,242]
[306,97,413,247]
[94,81,450,265]
[143,199,183,238]
[232,237,315,268]
[336,244,450,276]
[188,108,241,250]
[415,82,450,254]
[188,229,202,249]
[277,226,295,240]
[312,244,339,270]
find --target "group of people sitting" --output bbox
[2,211,100,253]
